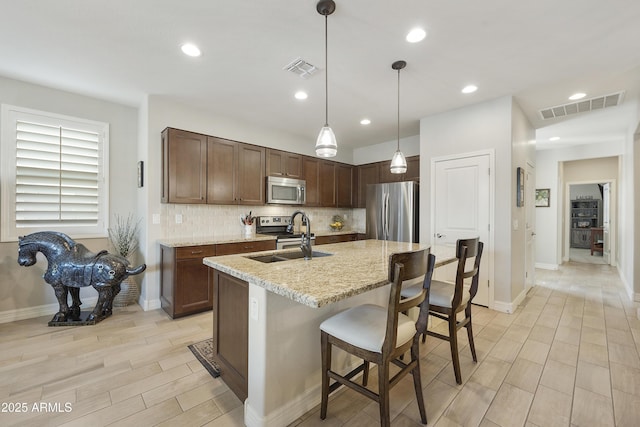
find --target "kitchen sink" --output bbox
[247,251,332,263]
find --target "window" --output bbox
[1,105,109,241]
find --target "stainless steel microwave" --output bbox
[266,176,306,205]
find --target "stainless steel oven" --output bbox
[256,215,315,249]
[266,176,306,205]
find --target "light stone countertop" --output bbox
[203,239,456,308]
[158,233,276,247]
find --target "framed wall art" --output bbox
[535,188,550,207]
[516,167,525,207]
[137,161,144,188]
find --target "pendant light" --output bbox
[390,60,408,174]
[315,0,337,158]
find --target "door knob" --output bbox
[436,233,446,238]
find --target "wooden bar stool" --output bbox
[319,249,436,426]
[401,238,483,384]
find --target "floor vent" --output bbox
[283,57,318,79]
[539,91,625,120]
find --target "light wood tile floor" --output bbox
[1,261,639,426]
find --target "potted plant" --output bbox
[108,213,141,306]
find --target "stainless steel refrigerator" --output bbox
[366,181,419,242]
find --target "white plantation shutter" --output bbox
[1,105,109,241]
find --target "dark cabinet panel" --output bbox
[319,160,336,207]
[266,149,302,178]
[303,156,320,207]
[336,163,354,208]
[315,233,357,245]
[160,244,216,318]
[236,143,266,205]
[212,269,248,401]
[161,128,207,204]
[206,137,265,205]
[216,240,275,256]
[160,240,274,319]
[207,137,236,204]
[356,162,380,208]
[404,156,421,182]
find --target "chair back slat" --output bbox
[450,237,483,309]
[382,248,430,355]
[467,241,484,299]
[414,254,436,337]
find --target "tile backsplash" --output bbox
[159,204,365,239]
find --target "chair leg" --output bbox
[363,360,370,386]
[448,314,462,385]
[378,362,391,427]
[465,305,477,362]
[320,332,331,419]
[411,344,428,424]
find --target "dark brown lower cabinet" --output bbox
[211,269,248,401]
[315,233,358,245]
[160,245,215,318]
[160,240,275,319]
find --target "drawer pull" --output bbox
[190,250,204,255]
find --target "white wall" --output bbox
[420,96,517,306]
[352,135,420,165]
[510,102,536,304]
[0,76,139,317]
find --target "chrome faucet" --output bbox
[288,210,312,260]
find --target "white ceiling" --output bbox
[1,0,639,151]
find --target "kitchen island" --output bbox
[203,239,452,427]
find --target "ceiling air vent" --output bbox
[539,91,625,120]
[283,57,318,79]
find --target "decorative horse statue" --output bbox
[17,231,146,324]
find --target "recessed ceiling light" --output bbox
[181,43,201,57]
[549,136,560,141]
[461,85,478,94]
[294,91,308,100]
[360,119,371,125]
[569,92,586,100]
[406,28,426,43]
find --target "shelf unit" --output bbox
[570,199,601,249]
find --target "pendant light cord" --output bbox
[324,14,329,127]
[397,68,400,150]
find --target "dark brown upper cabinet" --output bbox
[266,149,303,179]
[207,136,265,205]
[302,156,320,207]
[356,162,380,208]
[161,128,264,205]
[336,163,354,208]
[319,160,336,207]
[162,128,208,204]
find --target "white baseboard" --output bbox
[535,262,559,270]
[493,288,527,314]
[245,384,322,427]
[244,361,360,427]
[0,296,99,324]
[141,298,162,311]
[617,269,638,302]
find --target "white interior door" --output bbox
[525,163,535,292]
[433,154,491,307]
